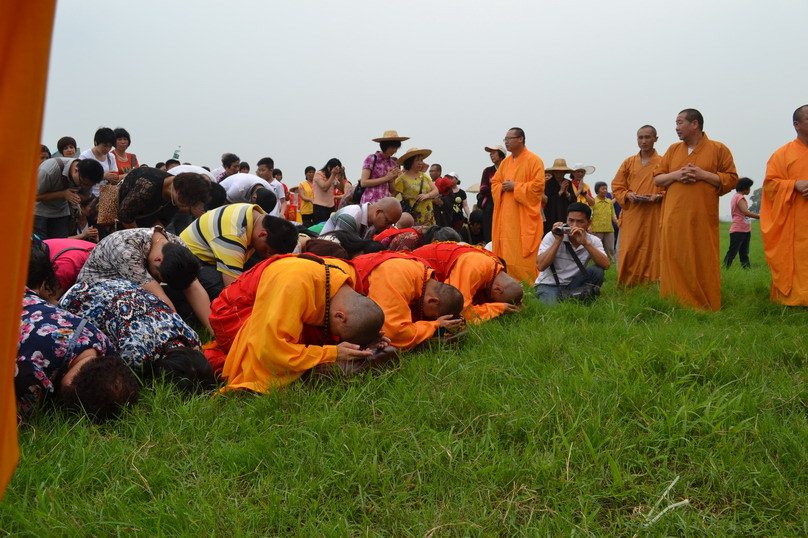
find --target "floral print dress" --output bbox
[16,289,113,419]
[60,279,201,369]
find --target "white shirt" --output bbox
[535,232,605,286]
[79,148,118,196]
[319,203,369,235]
[269,179,286,203]
[165,164,216,182]
[219,173,273,202]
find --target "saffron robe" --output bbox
[218,257,353,392]
[611,151,663,286]
[412,243,508,324]
[654,134,738,310]
[1,0,57,499]
[351,254,439,350]
[761,138,808,306]
[491,149,545,283]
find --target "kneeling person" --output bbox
[17,289,138,422]
[351,252,465,350]
[60,279,215,392]
[180,203,298,299]
[413,242,523,323]
[534,202,610,305]
[210,255,385,392]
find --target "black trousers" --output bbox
[724,231,751,269]
[33,215,70,239]
[481,203,494,244]
[312,204,334,226]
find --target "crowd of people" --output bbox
[20,105,808,422]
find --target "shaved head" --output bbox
[490,271,524,304]
[396,212,415,229]
[638,124,657,137]
[423,279,464,319]
[679,108,704,130]
[369,197,403,232]
[331,285,385,347]
[793,105,808,124]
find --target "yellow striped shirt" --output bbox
[180,203,264,277]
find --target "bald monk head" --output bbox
[396,212,415,229]
[793,104,808,138]
[330,284,385,348]
[368,197,403,233]
[422,279,464,320]
[488,270,524,305]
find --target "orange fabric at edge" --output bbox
[0,0,57,500]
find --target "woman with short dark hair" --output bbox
[112,127,139,179]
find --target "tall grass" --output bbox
[1,223,805,535]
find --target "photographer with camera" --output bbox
[534,202,610,305]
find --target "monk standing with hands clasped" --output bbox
[491,127,545,283]
[611,125,664,286]
[653,109,738,310]
[760,104,808,306]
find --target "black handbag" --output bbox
[549,242,601,303]
[352,154,377,204]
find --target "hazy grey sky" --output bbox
[42,0,807,216]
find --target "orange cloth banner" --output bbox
[0,0,57,499]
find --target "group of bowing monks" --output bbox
[204,241,524,393]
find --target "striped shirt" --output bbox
[180,203,264,278]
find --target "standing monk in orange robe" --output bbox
[214,256,385,393]
[351,252,464,350]
[760,104,808,306]
[412,243,523,324]
[612,125,664,286]
[491,127,545,283]
[654,109,738,310]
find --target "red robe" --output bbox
[412,243,509,324]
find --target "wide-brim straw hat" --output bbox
[546,158,574,172]
[484,144,507,154]
[397,147,432,163]
[570,163,596,175]
[372,130,410,143]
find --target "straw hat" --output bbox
[398,147,433,164]
[484,144,507,154]
[570,163,596,175]
[372,130,410,142]
[545,158,574,172]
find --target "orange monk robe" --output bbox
[221,257,354,393]
[654,134,738,310]
[611,151,664,286]
[1,0,57,499]
[363,258,440,350]
[491,149,545,283]
[412,245,508,324]
[760,139,808,306]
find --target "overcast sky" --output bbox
[41,0,807,216]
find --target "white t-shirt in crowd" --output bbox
[534,232,605,286]
[79,148,118,196]
[268,179,286,205]
[165,165,216,182]
[219,173,276,211]
[319,203,369,235]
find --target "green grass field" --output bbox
[1,223,806,535]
